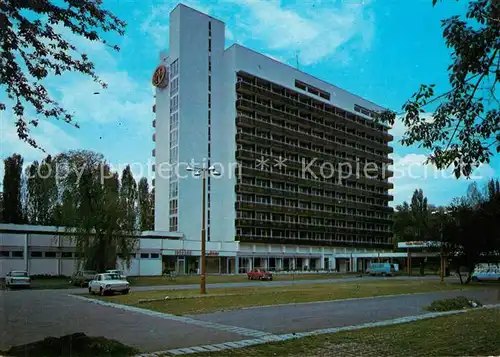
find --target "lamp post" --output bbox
[186,165,220,294]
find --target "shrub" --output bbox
[3,333,139,357]
[426,296,483,312]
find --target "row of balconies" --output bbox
[235,135,393,185]
[235,117,392,165]
[235,149,394,183]
[235,181,393,205]
[236,234,392,247]
[236,109,392,153]
[235,199,392,214]
[235,80,392,138]
[237,159,393,191]
[235,218,391,233]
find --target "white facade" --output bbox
[152,4,393,260]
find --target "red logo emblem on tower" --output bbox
[152,65,169,88]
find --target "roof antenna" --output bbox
[295,50,300,70]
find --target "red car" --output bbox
[247,268,273,281]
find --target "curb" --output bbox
[135,303,500,356]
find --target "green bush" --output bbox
[3,333,139,357]
[426,296,483,312]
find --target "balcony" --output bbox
[235,76,392,142]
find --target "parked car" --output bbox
[471,269,500,282]
[105,269,127,280]
[366,263,397,277]
[5,270,31,289]
[71,270,98,287]
[247,268,273,281]
[88,273,130,296]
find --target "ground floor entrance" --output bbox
[162,255,237,275]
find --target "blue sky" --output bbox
[0,0,498,207]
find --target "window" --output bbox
[170,77,178,95]
[208,77,211,91]
[12,251,23,258]
[140,253,150,259]
[170,95,178,110]
[151,253,160,259]
[169,180,178,197]
[170,128,178,145]
[294,80,331,100]
[30,251,42,258]
[170,216,178,231]
[0,251,9,257]
[62,252,73,258]
[45,252,57,258]
[170,146,178,162]
[170,112,179,127]
[208,38,212,51]
[171,59,179,77]
[169,199,178,215]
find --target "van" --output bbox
[366,263,397,277]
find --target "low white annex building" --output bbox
[0,223,433,277]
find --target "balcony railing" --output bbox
[236,80,393,140]
[235,107,393,161]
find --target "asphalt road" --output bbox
[0,289,242,353]
[2,277,497,353]
[61,275,443,294]
[188,288,500,334]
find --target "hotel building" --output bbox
[151,3,394,274]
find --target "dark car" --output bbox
[70,270,98,287]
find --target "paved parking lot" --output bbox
[2,279,498,354]
[0,289,244,352]
[188,288,500,334]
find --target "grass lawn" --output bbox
[25,272,347,290]
[93,280,476,315]
[127,273,348,286]
[186,308,500,357]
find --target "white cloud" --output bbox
[230,0,376,65]
[0,110,81,189]
[139,0,375,65]
[57,71,152,127]
[390,112,436,146]
[389,153,496,205]
[141,0,213,51]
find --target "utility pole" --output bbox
[186,165,220,294]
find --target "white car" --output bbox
[5,270,31,289]
[471,269,500,282]
[105,269,127,280]
[88,273,130,296]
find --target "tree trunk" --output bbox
[456,267,464,284]
[464,264,475,284]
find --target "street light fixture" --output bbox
[186,164,220,294]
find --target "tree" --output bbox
[393,189,432,243]
[0,192,4,223]
[378,0,500,178]
[55,150,137,272]
[25,155,58,225]
[444,179,500,283]
[138,177,154,231]
[1,0,126,148]
[2,154,24,223]
[120,166,137,231]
